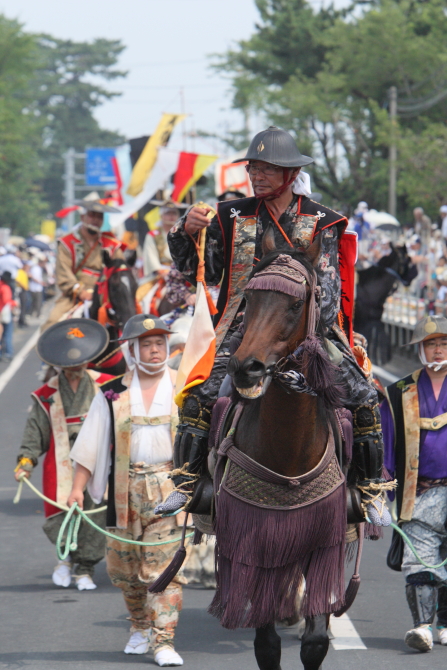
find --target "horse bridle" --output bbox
[97,264,138,328]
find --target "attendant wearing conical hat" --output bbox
[68,315,185,666]
[382,315,447,651]
[14,320,113,590]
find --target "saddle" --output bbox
[190,396,364,531]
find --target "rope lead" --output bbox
[15,474,192,560]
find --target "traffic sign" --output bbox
[85,148,116,186]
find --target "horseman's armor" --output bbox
[167,193,384,503]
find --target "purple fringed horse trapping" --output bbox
[210,413,347,630]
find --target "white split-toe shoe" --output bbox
[52,560,72,588]
[74,574,97,591]
[124,628,151,655]
[404,625,433,652]
[154,647,184,666]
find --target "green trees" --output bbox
[0,15,126,234]
[0,17,46,235]
[33,35,126,215]
[215,0,447,218]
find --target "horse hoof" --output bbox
[300,640,329,670]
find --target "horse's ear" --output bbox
[262,225,276,257]
[102,249,113,267]
[124,249,137,267]
[306,234,321,267]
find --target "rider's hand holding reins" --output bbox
[184,206,213,236]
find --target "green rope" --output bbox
[15,475,192,559]
[390,521,447,569]
[56,503,193,561]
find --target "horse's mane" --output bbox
[248,246,345,411]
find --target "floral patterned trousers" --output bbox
[106,462,186,652]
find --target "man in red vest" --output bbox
[14,319,112,591]
[43,198,124,331]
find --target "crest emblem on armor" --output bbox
[257,141,265,153]
[143,318,156,330]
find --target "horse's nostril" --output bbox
[227,356,240,376]
[241,357,266,377]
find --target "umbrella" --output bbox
[25,237,51,251]
[363,210,400,229]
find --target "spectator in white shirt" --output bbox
[0,246,23,288]
[29,256,46,317]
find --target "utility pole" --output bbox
[63,148,75,230]
[388,86,397,217]
[180,87,186,151]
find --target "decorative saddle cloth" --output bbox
[209,403,347,630]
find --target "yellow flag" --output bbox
[41,219,56,240]
[127,113,186,197]
[144,207,160,231]
[175,154,218,203]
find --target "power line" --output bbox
[115,82,228,91]
[122,58,204,69]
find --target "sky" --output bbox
[0,0,264,156]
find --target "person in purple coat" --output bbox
[381,315,447,652]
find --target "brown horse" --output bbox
[213,239,347,670]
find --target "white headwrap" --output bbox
[121,336,170,376]
[418,342,447,372]
[292,171,312,197]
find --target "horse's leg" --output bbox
[300,615,329,670]
[254,623,282,670]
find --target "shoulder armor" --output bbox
[217,196,258,220]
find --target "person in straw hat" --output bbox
[14,319,113,590]
[382,315,447,652]
[43,197,124,331]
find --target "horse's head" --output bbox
[90,251,139,331]
[377,244,418,286]
[227,235,323,400]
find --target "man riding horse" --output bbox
[162,125,386,525]
[43,198,125,331]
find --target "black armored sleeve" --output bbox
[167,212,225,287]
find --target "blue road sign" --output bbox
[85,148,116,186]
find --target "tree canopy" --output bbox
[0,15,126,234]
[214,0,447,219]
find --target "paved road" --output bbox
[1,337,446,669]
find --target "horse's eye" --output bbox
[291,300,304,311]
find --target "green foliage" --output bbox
[32,34,126,215]
[214,0,447,217]
[0,17,47,234]
[0,15,127,234]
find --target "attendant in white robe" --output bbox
[69,315,184,667]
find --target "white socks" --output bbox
[124,629,151,654]
[154,648,184,666]
[74,574,97,591]
[52,561,72,588]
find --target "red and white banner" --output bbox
[214,150,253,198]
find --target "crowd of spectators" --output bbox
[0,244,55,362]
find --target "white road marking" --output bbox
[0,328,40,395]
[330,613,367,650]
[372,364,398,384]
